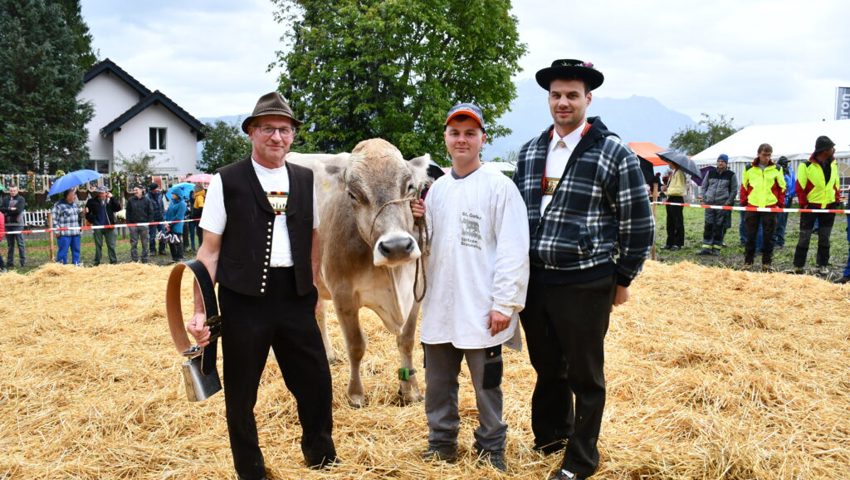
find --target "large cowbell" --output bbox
[182,352,221,402]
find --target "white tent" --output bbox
[692,119,850,190]
[693,119,850,165]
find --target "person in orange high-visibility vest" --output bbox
[740,143,786,270]
[793,135,841,274]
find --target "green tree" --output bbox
[0,0,95,174]
[669,113,740,156]
[116,152,159,176]
[270,0,525,164]
[198,121,251,172]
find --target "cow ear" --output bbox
[407,154,432,189]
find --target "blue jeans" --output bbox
[773,197,793,247]
[56,235,81,265]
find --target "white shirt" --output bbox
[540,121,585,213]
[199,159,319,267]
[420,164,530,349]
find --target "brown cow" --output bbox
[287,139,432,406]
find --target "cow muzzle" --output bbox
[373,231,421,266]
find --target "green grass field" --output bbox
[1,226,201,272]
[3,209,849,280]
[653,204,850,279]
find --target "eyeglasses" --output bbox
[256,125,296,138]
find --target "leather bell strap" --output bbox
[166,259,219,375]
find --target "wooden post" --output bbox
[651,183,659,261]
[48,211,55,261]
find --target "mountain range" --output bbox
[200,78,695,161]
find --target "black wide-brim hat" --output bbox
[241,91,303,133]
[536,59,604,91]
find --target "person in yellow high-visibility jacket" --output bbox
[740,143,786,270]
[793,135,841,274]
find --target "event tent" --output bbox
[692,119,850,188]
[693,119,850,165]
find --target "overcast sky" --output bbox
[80,0,850,127]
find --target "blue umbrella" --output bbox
[167,182,195,200]
[48,169,102,196]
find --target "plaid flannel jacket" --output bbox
[513,117,654,286]
[51,200,82,237]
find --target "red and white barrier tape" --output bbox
[653,201,850,214]
[3,218,198,236]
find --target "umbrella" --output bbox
[167,182,195,200]
[48,169,101,196]
[185,173,213,183]
[657,150,702,180]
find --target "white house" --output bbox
[77,59,205,175]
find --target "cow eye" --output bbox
[347,190,357,201]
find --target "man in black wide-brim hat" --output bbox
[512,60,655,480]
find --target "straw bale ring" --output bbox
[0,260,849,479]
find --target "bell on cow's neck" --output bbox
[181,353,222,402]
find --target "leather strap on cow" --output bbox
[166,259,221,376]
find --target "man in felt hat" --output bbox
[85,185,122,265]
[512,59,654,480]
[411,103,529,471]
[698,153,737,255]
[187,91,337,478]
[793,135,841,275]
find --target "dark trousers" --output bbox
[149,224,165,253]
[702,208,729,247]
[665,196,684,247]
[220,268,335,479]
[167,239,183,262]
[744,211,777,265]
[6,231,26,267]
[793,210,837,268]
[520,274,616,478]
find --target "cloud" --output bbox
[81,0,850,126]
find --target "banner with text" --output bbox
[836,86,850,120]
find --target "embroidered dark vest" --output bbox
[217,156,314,297]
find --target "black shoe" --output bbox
[475,449,507,471]
[661,245,675,250]
[548,468,585,480]
[421,445,458,463]
[697,248,713,256]
[533,439,567,455]
[835,276,850,284]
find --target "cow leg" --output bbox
[334,298,367,407]
[397,303,423,404]
[315,299,338,363]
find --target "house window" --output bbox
[87,159,110,174]
[149,127,167,151]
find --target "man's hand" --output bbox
[611,285,630,310]
[410,199,425,219]
[488,310,510,336]
[187,311,211,347]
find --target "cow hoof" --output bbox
[397,387,424,405]
[348,395,365,408]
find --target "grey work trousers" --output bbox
[423,342,506,452]
[129,225,149,263]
